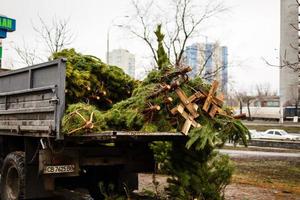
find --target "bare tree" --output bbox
[235,92,243,115]
[12,39,43,66]
[33,16,74,56]
[235,92,255,120]
[127,0,227,68]
[14,16,74,66]
[255,83,277,97]
[263,51,300,73]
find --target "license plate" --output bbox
[43,165,75,174]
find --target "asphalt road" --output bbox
[219,149,300,158]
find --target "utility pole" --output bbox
[106,16,128,64]
[0,40,2,68]
[106,30,110,65]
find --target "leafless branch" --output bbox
[129,0,158,64]
[12,39,44,66]
[128,0,227,68]
[262,55,300,72]
[33,16,74,55]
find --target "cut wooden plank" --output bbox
[203,80,219,112]
[171,104,184,115]
[175,88,199,118]
[209,104,219,118]
[182,119,192,135]
[188,91,205,103]
[147,84,171,99]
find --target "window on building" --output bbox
[266,101,280,107]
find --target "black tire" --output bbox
[0,152,25,200]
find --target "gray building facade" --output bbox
[108,49,135,78]
[280,0,299,108]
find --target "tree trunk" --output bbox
[247,102,252,121]
[239,100,243,115]
[295,100,298,117]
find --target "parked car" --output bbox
[261,129,300,141]
[249,130,260,139]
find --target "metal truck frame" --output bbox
[0,59,184,200]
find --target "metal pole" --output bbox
[106,28,110,65]
[106,16,128,65]
[0,39,2,68]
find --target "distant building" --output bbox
[184,43,228,95]
[108,49,135,78]
[233,96,281,120]
[252,96,280,108]
[280,0,300,113]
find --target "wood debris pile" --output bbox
[58,49,249,147]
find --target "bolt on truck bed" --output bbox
[0,59,185,199]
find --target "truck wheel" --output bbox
[0,152,25,200]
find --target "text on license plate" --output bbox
[43,165,75,174]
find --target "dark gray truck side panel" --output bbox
[0,59,66,139]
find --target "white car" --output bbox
[261,129,300,141]
[249,130,262,139]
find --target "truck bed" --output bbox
[65,131,184,143]
[0,59,66,139]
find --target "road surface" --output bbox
[219,149,300,158]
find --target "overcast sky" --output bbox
[1,0,280,94]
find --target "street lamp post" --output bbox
[106,16,128,64]
[106,28,110,64]
[0,39,2,68]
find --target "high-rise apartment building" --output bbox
[279,0,299,110]
[108,49,135,78]
[184,43,228,95]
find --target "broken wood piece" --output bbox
[164,97,173,104]
[142,105,161,114]
[203,80,219,112]
[180,112,201,128]
[209,104,219,118]
[188,91,206,103]
[90,95,100,100]
[200,90,224,107]
[171,104,201,135]
[217,93,224,102]
[99,91,107,96]
[104,98,113,104]
[147,84,171,99]
[162,66,192,81]
[233,113,246,119]
[170,80,180,89]
[217,108,227,116]
[180,113,201,135]
[175,88,199,118]
[180,66,192,74]
[182,119,192,135]
[170,104,184,115]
